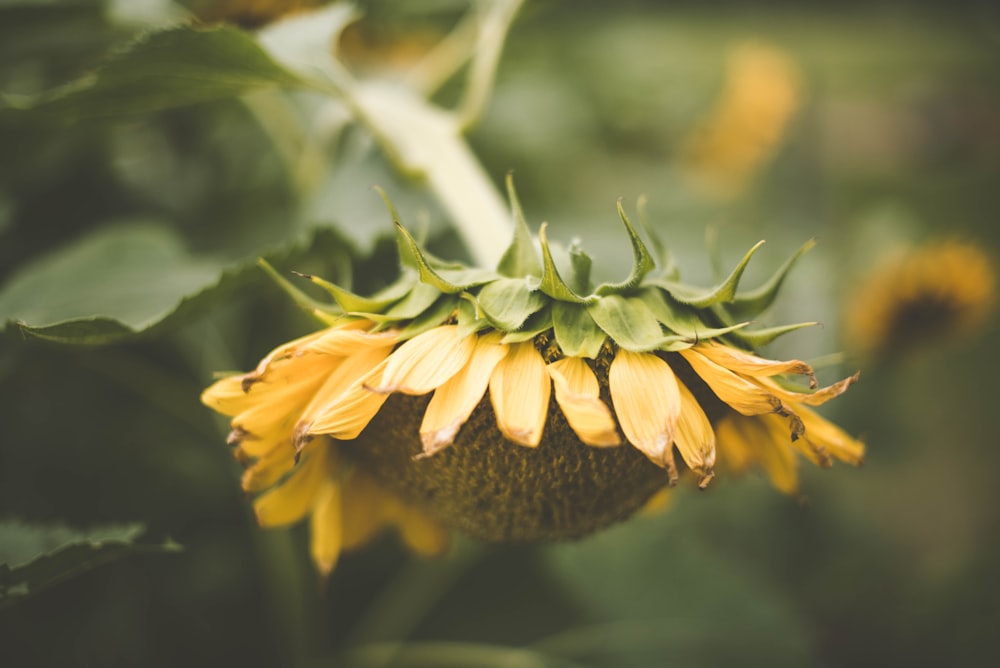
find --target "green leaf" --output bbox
[586,295,663,352]
[496,173,542,278]
[475,278,547,331]
[0,521,181,607]
[595,200,656,295]
[552,301,606,359]
[22,25,305,120]
[0,221,219,344]
[536,223,591,304]
[653,240,765,308]
[729,239,817,319]
[0,222,358,344]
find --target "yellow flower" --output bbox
[203,191,864,576]
[681,41,802,197]
[845,240,997,358]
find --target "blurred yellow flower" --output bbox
[681,41,802,197]
[845,240,997,358]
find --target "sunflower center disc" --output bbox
[350,391,669,543]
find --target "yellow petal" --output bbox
[694,341,817,387]
[799,406,865,466]
[673,380,716,481]
[716,413,799,495]
[201,375,251,416]
[547,357,620,447]
[306,328,397,357]
[370,325,476,395]
[419,332,507,455]
[754,372,860,407]
[385,499,451,556]
[639,486,673,516]
[341,471,388,551]
[609,349,681,479]
[488,341,551,447]
[309,479,342,578]
[241,439,297,492]
[301,347,394,441]
[679,348,782,415]
[253,445,331,527]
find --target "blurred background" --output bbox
[1,0,999,666]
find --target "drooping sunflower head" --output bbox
[845,239,997,359]
[202,179,864,575]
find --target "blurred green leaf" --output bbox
[0,221,361,344]
[0,221,219,343]
[8,24,304,119]
[0,520,180,607]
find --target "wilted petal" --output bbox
[799,406,865,466]
[253,446,330,527]
[693,341,817,388]
[547,357,620,447]
[420,332,507,455]
[370,325,476,395]
[609,349,681,480]
[489,341,551,447]
[680,348,782,415]
[754,372,860,407]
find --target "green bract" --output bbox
[269,176,817,355]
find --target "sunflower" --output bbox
[845,239,997,359]
[203,181,864,576]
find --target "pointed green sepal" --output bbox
[636,195,679,280]
[729,321,819,348]
[568,241,594,295]
[641,287,750,342]
[596,200,657,295]
[456,293,490,338]
[476,277,547,331]
[500,306,552,343]
[587,294,664,352]
[257,258,339,321]
[537,223,591,303]
[397,294,459,340]
[394,222,494,293]
[729,239,817,319]
[496,173,542,278]
[654,240,765,308]
[378,282,443,320]
[293,271,410,314]
[552,301,607,358]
